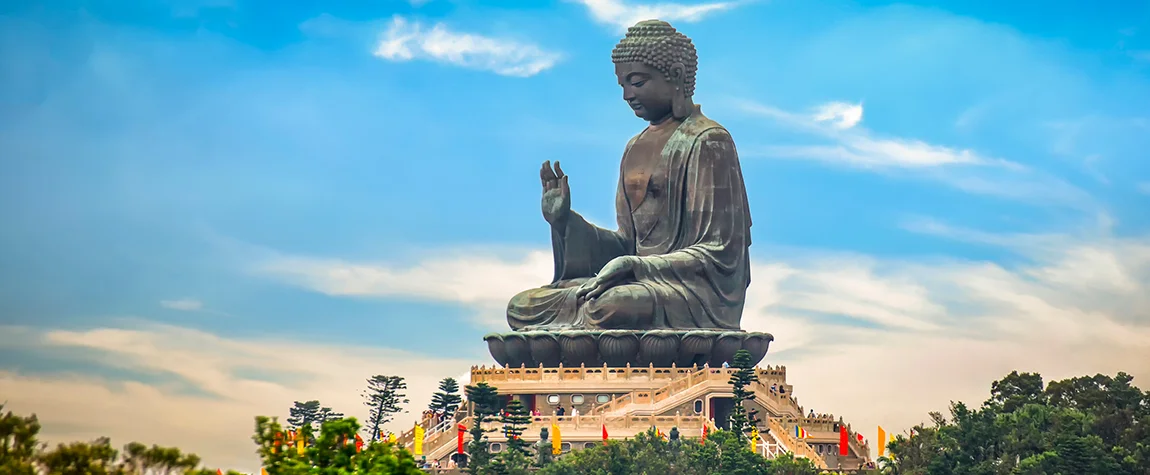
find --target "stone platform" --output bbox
[483,330,773,368]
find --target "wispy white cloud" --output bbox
[737,101,1095,209]
[571,0,742,32]
[160,298,203,311]
[812,101,863,130]
[0,322,473,473]
[374,16,562,77]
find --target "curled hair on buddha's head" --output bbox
[611,19,698,98]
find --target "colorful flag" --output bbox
[355,433,365,453]
[457,424,466,454]
[602,424,608,446]
[794,426,809,439]
[551,423,562,455]
[413,424,425,456]
[273,432,283,453]
[749,428,759,452]
[296,428,305,455]
[877,426,887,457]
[261,469,269,475]
[839,425,849,456]
[890,433,895,444]
[856,432,865,444]
[388,432,397,444]
[701,422,709,444]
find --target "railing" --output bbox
[767,416,828,469]
[470,363,790,386]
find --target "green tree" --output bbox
[727,349,760,442]
[538,428,789,475]
[287,401,343,433]
[885,370,1150,475]
[251,415,423,475]
[463,382,503,473]
[362,375,409,442]
[429,377,464,417]
[0,404,40,475]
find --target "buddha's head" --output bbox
[611,20,698,123]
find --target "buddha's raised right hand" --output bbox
[540,160,571,226]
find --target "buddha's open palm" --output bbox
[540,160,571,225]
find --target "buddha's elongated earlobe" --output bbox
[670,62,692,119]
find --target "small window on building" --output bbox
[596,394,611,404]
[490,443,503,453]
[571,394,585,405]
[561,442,571,452]
[584,442,597,449]
[693,399,704,414]
[547,394,560,405]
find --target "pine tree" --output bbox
[429,377,464,417]
[727,349,760,442]
[363,375,409,442]
[463,382,502,473]
[500,399,532,457]
[287,400,343,433]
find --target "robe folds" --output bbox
[506,106,752,331]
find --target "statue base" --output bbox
[483,330,773,368]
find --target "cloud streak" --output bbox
[0,322,474,473]
[736,101,1095,209]
[160,298,203,311]
[571,0,741,32]
[374,16,562,77]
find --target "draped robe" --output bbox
[506,106,752,330]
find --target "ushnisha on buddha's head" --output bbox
[611,20,698,124]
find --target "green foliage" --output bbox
[429,378,463,417]
[252,414,423,475]
[286,401,344,433]
[0,404,40,475]
[728,349,761,442]
[1,404,234,475]
[885,371,1150,475]
[528,427,814,475]
[362,375,409,442]
[500,400,532,457]
[463,382,503,473]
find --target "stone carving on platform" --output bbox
[490,19,772,368]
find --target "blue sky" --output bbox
[2,0,1149,471]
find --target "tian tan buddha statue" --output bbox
[486,20,770,369]
[508,19,752,332]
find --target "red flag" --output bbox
[216,470,224,475]
[839,425,849,456]
[602,424,608,445]
[355,433,364,453]
[457,424,466,454]
[701,423,709,445]
[856,433,865,443]
[273,432,283,453]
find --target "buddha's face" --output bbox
[615,61,676,123]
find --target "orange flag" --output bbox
[355,433,365,453]
[701,422,709,444]
[602,424,608,446]
[216,470,223,475]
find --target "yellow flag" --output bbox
[388,432,397,444]
[551,423,562,455]
[890,433,895,444]
[414,424,425,456]
[296,428,305,455]
[749,428,759,452]
[877,426,887,457]
[261,469,269,475]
